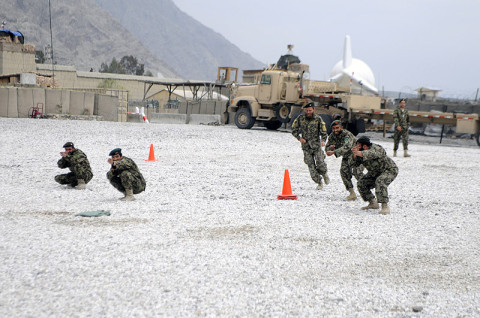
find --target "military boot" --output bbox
[120,189,135,201]
[323,174,330,185]
[393,150,397,157]
[361,198,379,210]
[316,183,323,190]
[75,179,86,190]
[404,150,411,157]
[346,188,357,201]
[380,203,390,215]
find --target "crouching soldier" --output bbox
[107,148,146,201]
[55,142,93,190]
[352,136,398,215]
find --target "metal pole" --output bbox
[48,0,55,87]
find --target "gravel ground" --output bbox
[0,118,479,317]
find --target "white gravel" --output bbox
[0,118,479,317]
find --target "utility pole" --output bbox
[48,0,55,87]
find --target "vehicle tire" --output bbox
[264,120,283,130]
[319,114,333,134]
[476,131,480,147]
[347,118,365,136]
[275,103,291,123]
[234,107,255,129]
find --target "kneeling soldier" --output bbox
[352,136,398,215]
[55,142,93,190]
[107,148,146,201]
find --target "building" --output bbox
[415,87,441,102]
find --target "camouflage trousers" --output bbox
[55,169,93,187]
[303,148,327,184]
[357,167,398,203]
[393,128,409,151]
[340,156,364,190]
[107,171,146,194]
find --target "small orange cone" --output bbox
[277,169,297,200]
[145,144,157,161]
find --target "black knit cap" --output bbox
[63,142,74,148]
[356,136,372,146]
[109,148,122,156]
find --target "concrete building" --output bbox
[415,87,441,102]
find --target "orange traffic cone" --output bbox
[277,169,297,200]
[145,144,157,161]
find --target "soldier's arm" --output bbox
[319,119,328,141]
[57,157,69,169]
[113,158,133,172]
[393,109,399,126]
[362,146,385,160]
[335,135,354,157]
[291,119,301,140]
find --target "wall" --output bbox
[0,87,118,120]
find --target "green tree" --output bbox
[100,55,149,76]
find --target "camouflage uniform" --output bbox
[354,143,398,203]
[393,107,410,151]
[55,149,93,187]
[107,157,146,194]
[292,113,328,184]
[325,129,364,190]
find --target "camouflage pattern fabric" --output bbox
[325,129,364,190]
[292,113,328,184]
[354,144,398,203]
[55,149,93,186]
[393,107,410,151]
[107,156,146,194]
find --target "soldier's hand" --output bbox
[321,141,325,147]
[60,151,67,157]
[299,138,307,144]
[107,158,113,165]
[397,126,402,131]
[326,150,335,156]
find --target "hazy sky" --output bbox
[172,0,480,99]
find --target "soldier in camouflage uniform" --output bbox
[55,142,93,190]
[107,148,146,201]
[291,103,330,190]
[325,120,364,200]
[352,136,398,215]
[393,99,411,157]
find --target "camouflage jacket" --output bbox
[354,144,398,175]
[57,149,92,173]
[393,107,410,129]
[291,114,327,149]
[107,156,146,184]
[325,129,356,158]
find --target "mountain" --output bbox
[1,0,179,78]
[93,0,264,80]
[1,0,264,80]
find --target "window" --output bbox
[260,74,271,85]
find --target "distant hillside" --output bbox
[1,0,264,80]
[2,0,176,78]
[93,0,264,80]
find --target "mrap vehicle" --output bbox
[226,51,480,144]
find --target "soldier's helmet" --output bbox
[63,142,74,148]
[356,135,372,146]
[109,148,122,156]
